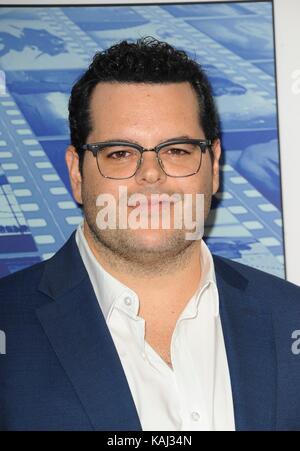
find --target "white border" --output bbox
[273,0,300,285]
[2,0,300,285]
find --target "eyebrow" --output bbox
[93,135,196,145]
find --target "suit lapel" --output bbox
[214,256,277,431]
[36,232,142,431]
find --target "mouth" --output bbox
[127,193,182,208]
[127,199,176,209]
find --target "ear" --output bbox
[65,145,83,204]
[211,139,222,195]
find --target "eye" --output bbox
[107,150,131,159]
[165,147,191,156]
[100,145,139,161]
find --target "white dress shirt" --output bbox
[75,223,235,431]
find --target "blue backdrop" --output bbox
[0,1,285,278]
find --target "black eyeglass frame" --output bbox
[80,138,212,179]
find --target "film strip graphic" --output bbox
[207,163,284,275]
[0,91,83,270]
[133,4,277,114]
[34,7,98,64]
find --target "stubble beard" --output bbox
[82,190,212,277]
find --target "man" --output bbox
[0,37,300,431]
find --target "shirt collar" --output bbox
[194,239,219,318]
[75,223,138,321]
[75,223,219,321]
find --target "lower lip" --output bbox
[149,204,174,218]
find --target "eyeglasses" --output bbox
[81,138,212,180]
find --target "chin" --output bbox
[127,228,186,251]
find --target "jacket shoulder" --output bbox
[0,231,80,314]
[0,259,47,308]
[213,254,300,309]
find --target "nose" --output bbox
[134,150,166,185]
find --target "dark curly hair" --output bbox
[68,37,220,173]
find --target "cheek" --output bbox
[185,170,213,196]
[198,156,213,193]
[83,152,99,176]
[82,154,108,197]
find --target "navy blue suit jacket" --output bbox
[0,231,300,431]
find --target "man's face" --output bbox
[66,82,221,264]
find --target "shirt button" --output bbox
[124,296,132,306]
[191,411,200,422]
[141,352,147,360]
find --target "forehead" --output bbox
[88,82,201,137]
